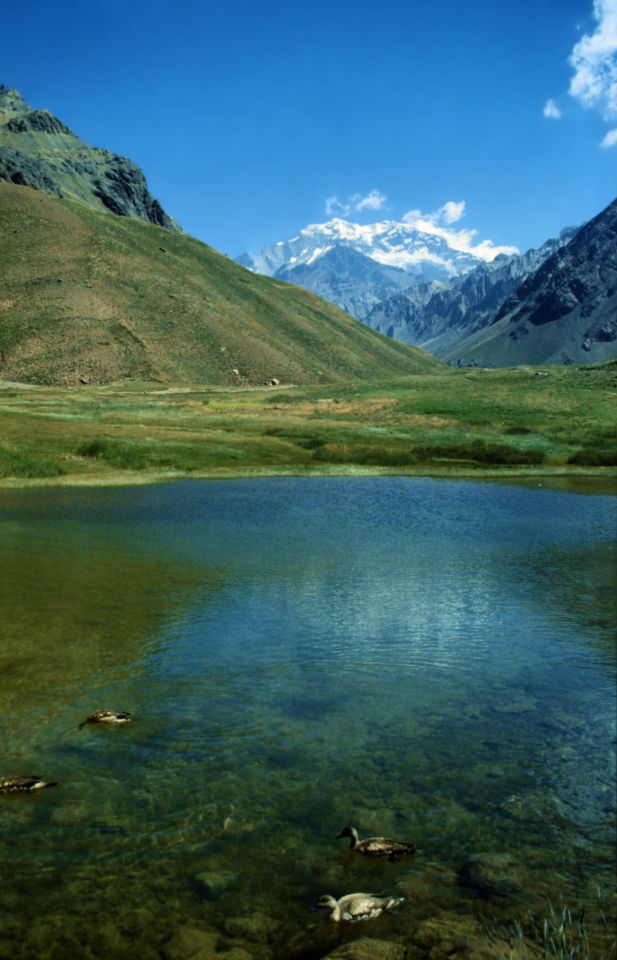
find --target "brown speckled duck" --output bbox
[317,892,404,922]
[0,777,58,795]
[79,709,132,730]
[336,825,416,860]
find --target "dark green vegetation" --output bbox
[1,361,615,483]
[0,184,437,386]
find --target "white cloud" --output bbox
[543,98,563,119]
[325,195,347,216]
[440,200,466,224]
[601,125,617,144]
[325,189,387,217]
[352,189,387,211]
[402,202,518,262]
[404,200,466,227]
[569,0,617,121]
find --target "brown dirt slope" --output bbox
[0,184,442,385]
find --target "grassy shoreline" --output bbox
[1,362,616,492]
[1,462,616,492]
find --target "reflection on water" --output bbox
[0,478,615,959]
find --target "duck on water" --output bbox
[0,777,57,795]
[336,825,416,860]
[317,893,405,922]
[79,709,132,729]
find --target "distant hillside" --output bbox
[0,84,178,230]
[0,184,441,386]
[365,230,576,356]
[443,197,617,367]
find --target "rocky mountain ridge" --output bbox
[442,196,617,367]
[0,84,178,230]
[365,229,577,356]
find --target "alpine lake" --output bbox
[0,477,615,960]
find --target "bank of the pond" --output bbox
[0,462,616,491]
[1,364,616,489]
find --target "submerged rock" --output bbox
[193,869,238,899]
[458,852,525,897]
[162,925,220,960]
[223,913,280,944]
[320,938,406,959]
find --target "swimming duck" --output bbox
[79,709,132,729]
[0,777,58,795]
[317,892,404,923]
[336,825,416,860]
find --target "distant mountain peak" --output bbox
[237,213,510,317]
[238,213,515,282]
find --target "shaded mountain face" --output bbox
[366,230,576,356]
[0,84,178,231]
[274,246,414,318]
[237,216,506,316]
[442,197,617,367]
[0,184,441,386]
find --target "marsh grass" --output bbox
[488,894,617,960]
[0,361,615,483]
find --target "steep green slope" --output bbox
[0,184,441,385]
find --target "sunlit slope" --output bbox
[0,184,442,385]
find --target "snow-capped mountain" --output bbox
[239,217,486,276]
[236,217,513,317]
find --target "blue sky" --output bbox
[2,0,615,258]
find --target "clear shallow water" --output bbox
[0,477,615,960]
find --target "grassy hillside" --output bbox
[0,362,615,484]
[0,184,439,386]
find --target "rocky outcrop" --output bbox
[0,84,179,230]
[6,109,74,136]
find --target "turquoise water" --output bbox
[0,477,615,959]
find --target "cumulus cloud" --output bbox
[325,189,387,217]
[601,126,617,144]
[402,201,518,262]
[543,98,563,118]
[569,0,617,132]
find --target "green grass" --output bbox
[0,361,616,484]
[489,894,617,960]
[0,440,66,478]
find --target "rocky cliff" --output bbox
[0,84,178,230]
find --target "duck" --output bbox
[336,825,416,860]
[0,777,58,795]
[317,892,404,923]
[79,709,132,729]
